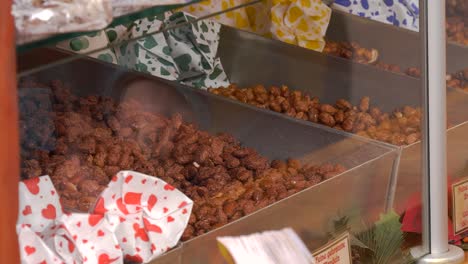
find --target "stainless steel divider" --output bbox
[18,49,399,264]
[327,9,468,74]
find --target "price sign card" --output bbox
[313,232,352,264]
[452,178,468,234]
[217,227,316,264]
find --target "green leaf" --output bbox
[133,44,139,57]
[97,53,114,63]
[106,30,117,43]
[200,22,209,32]
[209,67,223,80]
[174,54,192,72]
[162,46,172,55]
[201,60,211,70]
[143,36,158,49]
[69,37,89,51]
[135,62,148,73]
[198,44,210,53]
[157,57,175,67]
[169,12,184,21]
[160,67,171,76]
[355,211,413,264]
[155,13,166,21]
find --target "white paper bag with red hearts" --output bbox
[17,171,193,264]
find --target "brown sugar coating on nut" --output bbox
[323,41,379,64]
[446,13,468,46]
[208,84,421,146]
[20,79,345,241]
[447,0,468,17]
[446,68,468,93]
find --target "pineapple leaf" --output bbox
[355,211,415,264]
[373,211,404,263]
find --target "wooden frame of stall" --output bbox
[0,0,20,262]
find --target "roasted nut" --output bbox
[359,97,370,112]
[208,84,422,146]
[20,80,350,242]
[320,104,337,114]
[336,99,352,110]
[319,112,335,127]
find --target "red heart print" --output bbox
[143,218,162,233]
[164,184,175,191]
[136,247,141,252]
[24,177,40,195]
[93,197,107,214]
[115,245,120,250]
[167,216,175,223]
[97,230,105,237]
[51,190,55,195]
[178,201,188,208]
[88,214,104,227]
[116,198,129,215]
[122,237,127,243]
[141,179,147,184]
[151,244,156,252]
[163,207,168,213]
[39,261,46,264]
[124,175,133,184]
[147,195,157,211]
[111,175,118,182]
[111,194,116,199]
[119,216,126,223]
[72,235,77,241]
[76,222,81,227]
[82,239,88,244]
[41,204,56,219]
[123,192,142,205]
[24,246,36,256]
[21,224,31,228]
[22,206,32,216]
[66,237,75,252]
[124,254,143,263]
[133,223,149,241]
[182,208,188,214]
[98,253,120,264]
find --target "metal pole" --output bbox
[412,1,465,262]
[426,0,448,254]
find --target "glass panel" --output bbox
[16,1,202,49]
[15,0,268,52]
[17,0,263,75]
[446,0,468,254]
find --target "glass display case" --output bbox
[2,0,468,263]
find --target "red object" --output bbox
[401,176,461,242]
[0,0,20,262]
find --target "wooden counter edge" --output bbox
[0,0,20,263]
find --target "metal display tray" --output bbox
[217,25,468,214]
[326,9,468,74]
[18,51,399,263]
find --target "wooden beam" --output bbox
[0,0,20,263]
